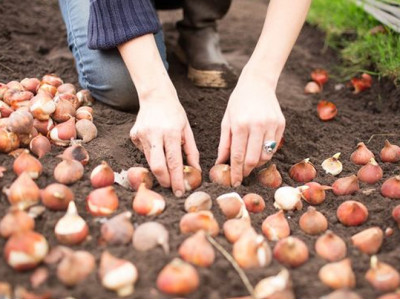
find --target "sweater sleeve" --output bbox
[87,0,161,50]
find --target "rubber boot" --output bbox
[175,0,237,88]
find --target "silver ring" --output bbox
[263,140,277,154]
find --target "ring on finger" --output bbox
[263,140,277,154]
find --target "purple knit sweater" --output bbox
[87,0,161,50]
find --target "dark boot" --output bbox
[176,0,237,88]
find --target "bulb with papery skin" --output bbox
[253,269,294,299]
[99,251,138,297]
[350,142,374,165]
[321,153,343,176]
[6,172,40,208]
[29,135,51,158]
[55,201,89,245]
[90,161,115,188]
[0,128,19,153]
[52,98,75,123]
[132,183,165,216]
[76,89,94,106]
[380,140,400,163]
[184,191,212,212]
[127,167,153,191]
[257,164,282,188]
[382,176,400,199]
[4,89,33,109]
[209,164,231,186]
[29,93,56,121]
[21,78,40,93]
[262,210,290,241]
[56,93,80,110]
[0,101,13,118]
[223,218,251,243]
[101,212,134,246]
[54,155,84,185]
[4,230,48,271]
[179,230,215,267]
[232,228,271,269]
[332,175,359,196]
[216,192,249,220]
[76,106,93,121]
[33,118,54,135]
[183,165,202,192]
[42,74,63,87]
[299,207,328,235]
[76,119,97,143]
[57,250,95,287]
[41,183,74,211]
[315,230,346,262]
[392,205,400,227]
[351,227,383,255]
[57,83,76,95]
[304,81,321,94]
[319,259,356,289]
[273,236,309,268]
[87,186,119,217]
[366,256,400,292]
[13,150,42,179]
[289,158,317,182]
[357,158,383,184]
[243,193,265,213]
[50,117,76,146]
[157,258,199,296]
[63,144,89,165]
[8,110,33,134]
[0,209,35,238]
[311,69,328,86]
[132,221,169,254]
[317,100,337,121]
[337,200,368,226]
[302,182,332,205]
[274,186,307,211]
[179,211,219,237]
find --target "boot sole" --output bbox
[174,44,228,88]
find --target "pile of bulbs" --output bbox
[1,74,400,298]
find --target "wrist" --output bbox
[240,61,279,91]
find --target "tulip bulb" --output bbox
[180,211,219,236]
[127,166,153,190]
[76,106,93,121]
[41,183,74,211]
[179,230,215,267]
[223,218,251,243]
[357,158,383,184]
[273,186,308,211]
[351,227,383,255]
[55,201,89,245]
[385,227,394,237]
[76,119,97,143]
[299,206,328,235]
[303,182,331,205]
[337,200,368,226]
[57,250,95,286]
[233,228,272,269]
[0,128,19,153]
[54,155,84,185]
[209,164,231,186]
[99,251,138,297]
[4,230,48,271]
[13,150,42,179]
[21,78,40,93]
[289,158,317,183]
[366,256,400,292]
[29,135,51,158]
[380,140,400,163]
[0,209,35,238]
[90,161,114,188]
[304,81,321,94]
[184,191,212,212]
[319,259,356,289]
[253,269,294,299]
[8,110,33,134]
[76,89,94,106]
[311,69,329,86]
[87,186,119,216]
[243,193,265,213]
[317,100,337,121]
[157,258,199,296]
[6,81,24,90]
[57,83,76,95]
[52,98,76,122]
[183,165,202,191]
[42,74,63,87]
[321,153,343,176]
[350,142,374,165]
[273,236,309,268]
[6,172,40,208]
[63,143,89,165]
[30,266,49,289]
[101,212,134,246]
[262,210,290,241]
[33,118,54,135]
[4,89,33,109]
[332,175,359,196]
[0,101,13,118]
[44,245,73,265]
[56,93,80,110]
[132,221,169,254]
[257,164,282,188]
[50,117,76,146]
[381,176,400,199]
[392,205,400,227]
[132,183,165,216]
[315,230,346,262]
[29,93,56,121]
[216,192,249,220]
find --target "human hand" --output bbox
[130,86,200,197]
[216,75,285,186]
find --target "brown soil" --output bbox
[1,0,400,298]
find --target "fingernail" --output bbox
[175,190,183,198]
[233,181,241,187]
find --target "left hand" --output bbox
[216,75,285,187]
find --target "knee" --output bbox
[79,50,139,112]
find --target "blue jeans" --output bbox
[58,0,168,111]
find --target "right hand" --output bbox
[130,86,200,197]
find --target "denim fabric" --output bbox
[58,0,168,111]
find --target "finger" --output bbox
[216,121,231,164]
[275,121,285,153]
[243,130,264,177]
[260,127,277,163]
[130,126,143,152]
[164,133,185,197]
[141,137,151,163]
[148,136,171,188]
[183,125,201,170]
[230,126,248,187]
